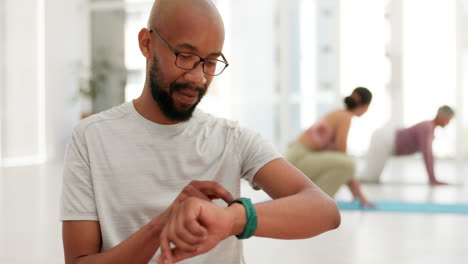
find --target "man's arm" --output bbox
[149,147,340,263]
[157,158,341,264]
[63,218,164,264]
[62,181,233,264]
[247,158,341,238]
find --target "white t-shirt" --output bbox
[60,102,281,264]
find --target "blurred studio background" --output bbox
[1,0,468,263]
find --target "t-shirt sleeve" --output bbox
[60,128,98,221]
[235,127,282,190]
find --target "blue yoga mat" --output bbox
[336,200,468,214]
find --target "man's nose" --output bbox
[183,62,207,86]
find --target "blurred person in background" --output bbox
[360,105,455,185]
[286,87,374,208]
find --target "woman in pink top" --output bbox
[286,87,374,207]
[360,105,455,185]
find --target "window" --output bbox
[403,0,457,158]
[340,0,389,157]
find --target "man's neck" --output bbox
[133,95,182,125]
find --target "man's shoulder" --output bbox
[192,109,239,130]
[191,110,260,141]
[73,102,132,136]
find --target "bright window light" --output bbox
[403,0,457,158]
[340,0,388,157]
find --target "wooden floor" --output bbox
[0,158,467,264]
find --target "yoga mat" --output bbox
[336,200,468,214]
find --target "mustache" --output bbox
[170,82,206,97]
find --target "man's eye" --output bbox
[205,60,218,66]
[179,54,194,60]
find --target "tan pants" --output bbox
[286,141,355,197]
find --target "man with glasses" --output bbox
[60,0,340,263]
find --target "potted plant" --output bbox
[78,56,113,119]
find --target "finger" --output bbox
[184,215,208,238]
[157,253,168,264]
[192,181,232,200]
[168,237,199,254]
[189,181,234,203]
[159,228,174,264]
[174,186,191,203]
[183,185,212,202]
[175,205,207,238]
[169,245,209,264]
[174,184,205,204]
[169,218,206,252]
[165,203,206,252]
[176,184,217,204]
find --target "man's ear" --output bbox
[138,28,152,58]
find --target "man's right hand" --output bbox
[155,181,234,263]
[157,197,243,264]
[159,180,234,228]
[62,181,233,264]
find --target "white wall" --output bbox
[340,0,389,157]
[403,0,457,158]
[4,0,42,164]
[223,0,278,144]
[2,0,466,166]
[0,0,5,162]
[44,0,84,162]
[1,0,83,166]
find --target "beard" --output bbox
[149,57,207,122]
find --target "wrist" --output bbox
[228,198,258,239]
[226,202,246,237]
[147,215,165,237]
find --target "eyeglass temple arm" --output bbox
[148,28,178,54]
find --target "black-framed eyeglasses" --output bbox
[149,28,229,76]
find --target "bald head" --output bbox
[148,0,223,30]
[137,0,227,123]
